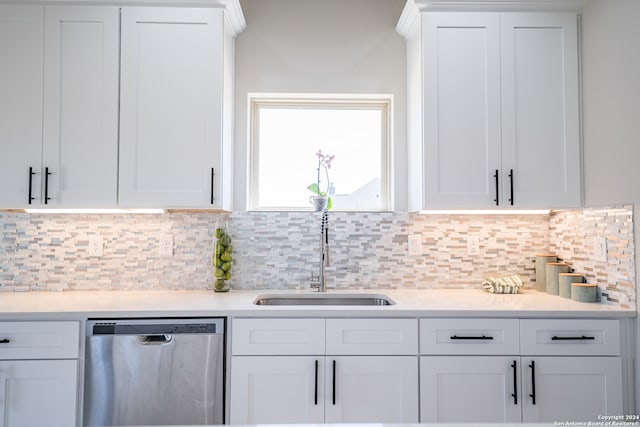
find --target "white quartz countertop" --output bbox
[0,288,634,320]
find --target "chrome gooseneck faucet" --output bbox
[311,209,330,292]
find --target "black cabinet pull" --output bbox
[313,359,318,405]
[493,169,499,206]
[529,361,536,405]
[0,339,10,344]
[450,335,494,340]
[28,167,36,204]
[44,167,52,204]
[332,360,336,405]
[551,335,595,341]
[508,169,514,205]
[210,168,215,205]
[511,360,518,405]
[314,359,318,405]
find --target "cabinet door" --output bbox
[0,359,78,427]
[119,7,224,208]
[521,357,623,422]
[0,6,44,208]
[325,356,418,423]
[422,13,502,208]
[420,356,521,422]
[500,13,580,208]
[42,6,120,207]
[229,356,324,424]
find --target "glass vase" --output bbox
[312,195,328,212]
[212,222,232,292]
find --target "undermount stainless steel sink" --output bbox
[253,293,395,306]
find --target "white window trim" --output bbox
[247,93,393,211]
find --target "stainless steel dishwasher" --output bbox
[83,318,225,426]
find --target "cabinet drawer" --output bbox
[520,319,620,356]
[326,319,418,355]
[232,318,325,355]
[0,321,79,359]
[420,319,519,355]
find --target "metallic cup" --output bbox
[535,254,557,292]
[559,273,584,298]
[545,262,569,295]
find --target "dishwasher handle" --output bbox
[137,334,173,345]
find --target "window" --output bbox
[248,95,391,211]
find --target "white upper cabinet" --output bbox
[500,13,580,208]
[118,7,228,209]
[398,3,582,210]
[0,5,119,209]
[43,6,120,207]
[422,13,503,208]
[1,2,243,210]
[0,6,44,208]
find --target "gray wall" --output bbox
[233,0,407,211]
[581,0,640,410]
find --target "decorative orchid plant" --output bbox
[307,150,335,210]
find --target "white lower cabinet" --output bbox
[230,318,419,424]
[419,318,624,423]
[420,355,622,423]
[230,356,324,424]
[326,356,418,423]
[230,355,418,424]
[420,356,521,422]
[230,317,623,424]
[419,318,522,422]
[0,359,78,427]
[520,319,623,422]
[521,357,622,422]
[0,321,79,427]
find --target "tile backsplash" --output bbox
[230,211,549,290]
[0,206,635,309]
[549,207,635,308]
